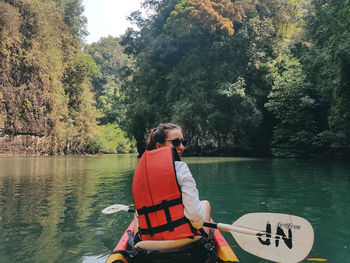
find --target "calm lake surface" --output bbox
[0,155,349,263]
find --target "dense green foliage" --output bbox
[85,123,136,154]
[0,0,97,154]
[299,0,350,156]
[1,0,349,157]
[84,36,131,125]
[265,55,319,157]
[83,36,136,153]
[116,0,349,157]
[0,0,135,154]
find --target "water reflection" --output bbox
[0,155,137,263]
[187,158,350,263]
[0,156,349,262]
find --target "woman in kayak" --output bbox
[132,122,211,242]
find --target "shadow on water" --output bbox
[0,156,349,262]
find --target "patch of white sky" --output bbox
[82,0,145,44]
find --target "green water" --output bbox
[0,155,349,263]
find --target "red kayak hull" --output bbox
[106,219,240,263]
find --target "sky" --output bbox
[82,0,144,44]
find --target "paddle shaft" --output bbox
[103,204,314,262]
[204,222,275,238]
[124,208,266,237]
[114,206,286,240]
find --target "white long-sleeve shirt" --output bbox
[175,161,205,229]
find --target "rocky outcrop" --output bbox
[0,134,50,156]
[0,83,53,155]
[0,1,99,156]
[0,2,53,155]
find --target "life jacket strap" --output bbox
[137,198,182,215]
[139,217,189,235]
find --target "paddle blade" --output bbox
[102,204,130,214]
[231,213,314,263]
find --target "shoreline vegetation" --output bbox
[0,0,349,158]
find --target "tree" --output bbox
[0,0,99,154]
[265,55,320,157]
[294,0,350,156]
[121,0,273,156]
[84,36,131,125]
[86,123,136,154]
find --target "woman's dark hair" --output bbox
[146,123,181,151]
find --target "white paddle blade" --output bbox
[231,213,314,263]
[102,204,130,214]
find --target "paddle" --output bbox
[102,204,314,263]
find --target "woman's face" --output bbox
[156,128,186,157]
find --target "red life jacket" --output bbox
[132,147,195,240]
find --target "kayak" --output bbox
[105,219,241,263]
[103,204,315,263]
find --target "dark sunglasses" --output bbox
[166,138,188,147]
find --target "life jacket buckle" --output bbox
[128,248,138,258]
[204,241,215,252]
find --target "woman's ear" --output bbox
[155,142,161,149]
